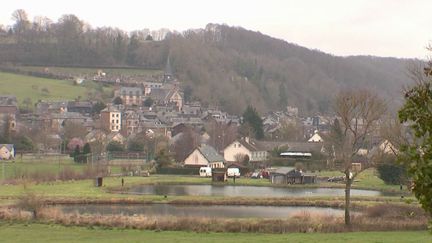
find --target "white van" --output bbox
[199,167,212,177]
[227,168,240,178]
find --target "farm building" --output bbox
[270,167,316,184]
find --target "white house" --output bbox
[223,137,268,163]
[101,106,121,132]
[184,144,225,168]
[0,144,14,160]
[308,131,324,143]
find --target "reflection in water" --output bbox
[58,204,346,219]
[127,184,388,197]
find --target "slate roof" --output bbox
[271,167,296,175]
[120,86,143,96]
[198,144,224,162]
[101,106,120,113]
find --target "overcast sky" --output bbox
[1,0,431,59]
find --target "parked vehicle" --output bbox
[199,167,212,177]
[227,168,240,178]
[251,172,260,179]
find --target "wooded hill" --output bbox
[0,11,418,115]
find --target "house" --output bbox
[269,167,316,184]
[35,100,68,114]
[308,131,324,143]
[67,101,93,115]
[0,144,15,160]
[100,106,121,132]
[118,86,144,106]
[122,110,140,136]
[107,132,125,144]
[223,137,268,163]
[183,144,225,168]
[378,140,398,155]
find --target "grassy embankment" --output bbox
[0,223,429,243]
[0,71,112,108]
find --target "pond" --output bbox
[57,204,347,219]
[126,184,391,197]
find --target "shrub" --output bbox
[16,192,44,219]
[376,163,406,185]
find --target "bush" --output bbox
[106,141,124,152]
[377,163,406,185]
[157,167,198,175]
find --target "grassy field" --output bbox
[0,155,125,180]
[0,71,112,108]
[18,66,163,76]
[317,169,401,192]
[0,223,429,243]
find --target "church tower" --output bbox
[163,56,173,83]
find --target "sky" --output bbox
[1,0,431,59]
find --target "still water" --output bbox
[58,204,346,219]
[127,184,389,197]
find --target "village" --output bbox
[0,59,398,186]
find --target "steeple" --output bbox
[163,55,173,82]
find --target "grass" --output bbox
[0,223,429,243]
[0,155,124,180]
[317,168,401,192]
[0,71,112,108]
[18,66,163,77]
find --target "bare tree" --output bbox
[333,89,387,226]
[63,121,88,140]
[171,127,200,162]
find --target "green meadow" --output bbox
[0,71,112,108]
[0,223,429,243]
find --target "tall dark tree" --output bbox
[126,33,139,65]
[278,82,288,108]
[241,105,264,139]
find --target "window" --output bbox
[116,114,119,117]
[112,114,115,117]
[111,119,114,123]
[116,126,119,130]
[116,120,119,124]
[111,126,114,130]
[129,91,133,98]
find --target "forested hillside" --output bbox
[0,10,417,114]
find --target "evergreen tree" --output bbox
[278,83,288,108]
[242,105,264,139]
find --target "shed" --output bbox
[212,168,227,182]
[270,167,316,184]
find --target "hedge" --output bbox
[157,167,198,175]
